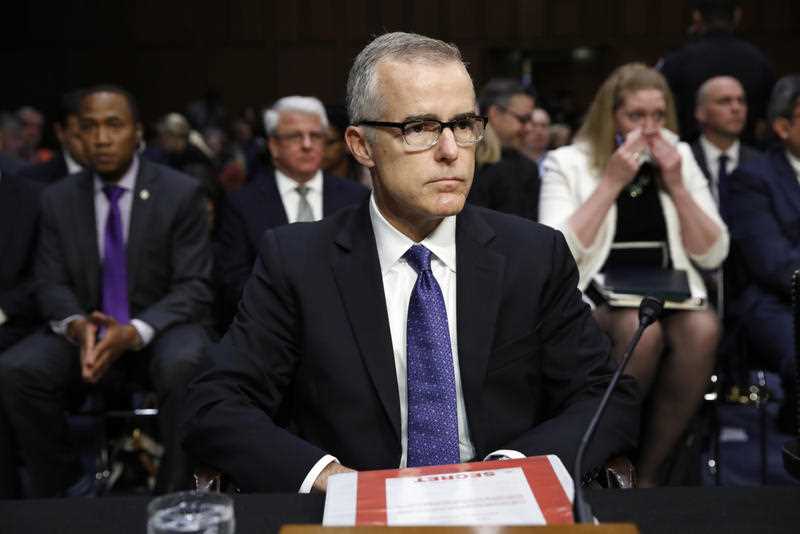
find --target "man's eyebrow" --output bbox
[401,111,479,122]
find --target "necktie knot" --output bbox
[404,244,432,274]
[296,185,309,198]
[103,185,125,204]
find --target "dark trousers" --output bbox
[0,323,209,497]
[743,293,797,388]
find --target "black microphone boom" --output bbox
[572,296,664,524]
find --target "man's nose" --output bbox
[434,127,459,161]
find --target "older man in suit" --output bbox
[726,75,800,433]
[215,96,368,329]
[0,85,214,496]
[183,32,639,493]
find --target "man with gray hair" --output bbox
[725,75,800,434]
[184,32,638,493]
[215,95,368,329]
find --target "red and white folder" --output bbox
[323,455,574,526]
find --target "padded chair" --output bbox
[781,270,800,480]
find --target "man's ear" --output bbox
[695,105,706,127]
[345,126,375,168]
[54,122,66,145]
[773,118,790,141]
[267,136,279,160]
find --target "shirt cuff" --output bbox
[0,307,6,327]
[50,314,86,340]
[130,319,155,349]
[484,449,526,461]
[299,454,339,494]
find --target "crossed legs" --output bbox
[594,306,718,487]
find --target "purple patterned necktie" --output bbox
[102,185,130,324]
[404,244,460,467]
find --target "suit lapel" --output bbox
[454,206,505,455]
[0,179,17,261]
[772,150,800,214]
[691,141,711,182]
[331,202,400,440]
[75,173,101,306]
[127,160,157,292]
[260,171,289,227]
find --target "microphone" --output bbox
[572,296,664,524]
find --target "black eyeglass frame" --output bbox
[355,115,489,148]
[495,104,532,125]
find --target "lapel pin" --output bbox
[140,189,150,200]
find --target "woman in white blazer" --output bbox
[539,64,729,486]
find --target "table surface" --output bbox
[1,486,798,534]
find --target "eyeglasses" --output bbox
[496,105,532,125]
[272,131,326,145]
[356,115,488,149]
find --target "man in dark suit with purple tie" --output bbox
[0,85,214,496]
[183,32,639,494]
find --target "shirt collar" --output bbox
[64,151,83,175]
[786,150,800,178]
[700,135,740,167]
[369,194,457,276]
[275,168,323,195]
[94,156,139,194]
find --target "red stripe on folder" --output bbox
[521,456,574,524]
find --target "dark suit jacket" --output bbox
[725,148,800,320]
[689,140,760,184]
[18,152,71,184]
[0,154,27,177]
[36,159,213,334]
[660,30,774,143]
[468,148,540,222]
[0,175,43,348]
[183,201,640,493]
[215,169,369,326]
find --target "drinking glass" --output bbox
[147,491,235,534]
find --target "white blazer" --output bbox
[538,131,729,302]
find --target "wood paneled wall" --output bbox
[1,0,798,125]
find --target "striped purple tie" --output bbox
[404,244,460,467]
[102,185,130,324]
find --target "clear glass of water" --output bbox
[147,491,235,534]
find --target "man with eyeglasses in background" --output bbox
[215,96,368,330]
[468,78,540,221]
[183,32,638,493]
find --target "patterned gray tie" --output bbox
[295,185,314,222]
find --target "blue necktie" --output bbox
[717,154,729,209]
[404,244,460,467]
[102,185,130,324]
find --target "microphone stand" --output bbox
[573,297,664,524]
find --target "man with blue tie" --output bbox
[0,85,214,496]
[183,32,639,493]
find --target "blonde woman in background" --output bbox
[539,63,729,486]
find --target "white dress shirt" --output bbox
[787,150,800,184]
[297,195,523,493]
[275,169,323,222]
[699,135,740,204]
[51,157,154,346]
